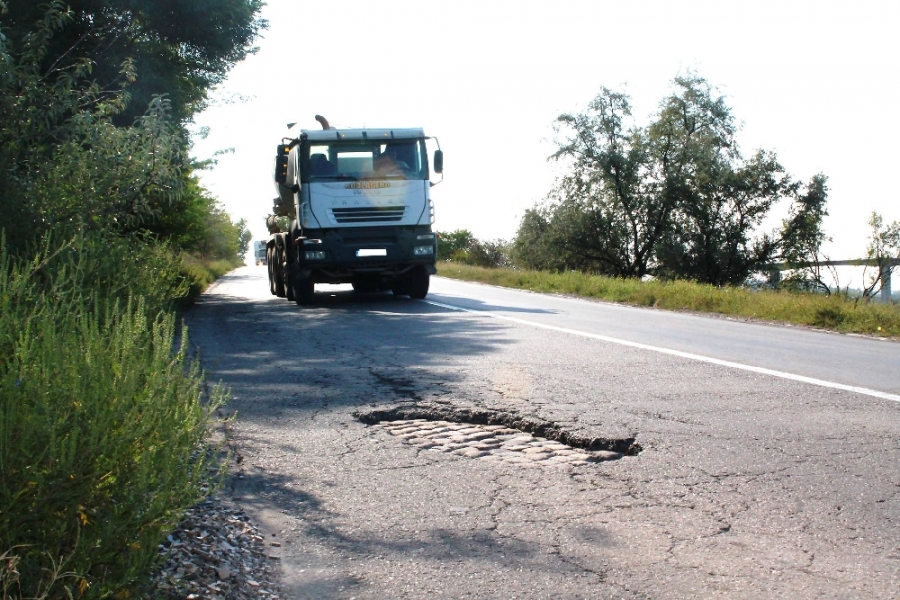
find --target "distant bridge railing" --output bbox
[766,258,900,303]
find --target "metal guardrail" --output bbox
[767,258,900,303]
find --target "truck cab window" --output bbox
[303,140,427,182]
[309,153,334,177]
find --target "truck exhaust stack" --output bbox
[314,115,331,130]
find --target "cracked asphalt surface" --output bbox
[185,267,900,599]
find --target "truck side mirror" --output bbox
[433,149,443,174]
[274,144,290,184]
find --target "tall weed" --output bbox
[0,236,226,599]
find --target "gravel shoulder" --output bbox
[150,494,283,599]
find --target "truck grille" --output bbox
[331,206,406,224]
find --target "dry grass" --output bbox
[436,263,900,338]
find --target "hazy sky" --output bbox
[193,0,899,271]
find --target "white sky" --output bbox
[193,0,899,276]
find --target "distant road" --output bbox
[429,276,900,398]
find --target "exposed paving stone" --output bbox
[354,404,642,455]
[368,418,623,469]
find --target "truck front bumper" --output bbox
[296,227,436,283]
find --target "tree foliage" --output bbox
[861,212,900,298]
[2,0,265,125]
[151,175,248,260]
[511,206,567,271]
[516,75,815,285]
[544,88,661,277]
[0,1,259,258]
[437,229,474,260]
[651,77,791,285]
[779,174,833,292]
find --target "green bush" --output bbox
[437,230,511,268]
[0,237,226,599]
[436,230,474,260]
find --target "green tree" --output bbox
[780,174,832,292]
[2,0,265,125]
[236,218,252,260]
[521,74,801,284]
[511,206,563,271]
[650,76,790,285]
[546,88,662,277]
[861,212,900,299]
[0,3,251,263]
[0,5,186,249]
[466,237,511,268]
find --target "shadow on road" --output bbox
[186,267,519,417]
[210,269,558,315]
[233,469,549,574]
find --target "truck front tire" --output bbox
[285,268,296,302]
[294,279,315,305]
[407,268,430,299]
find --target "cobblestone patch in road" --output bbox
[355,402,642,456]
[371,419,623,467]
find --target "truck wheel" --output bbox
[267,247,276,295]
[407,268,430,299]
[295,279,314,305]
[285,267,296,302]
[273,246,286,298]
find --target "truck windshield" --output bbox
[303,140,427,182]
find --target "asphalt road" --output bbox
[186,267,900,599]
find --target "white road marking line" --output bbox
[425,300,900,404]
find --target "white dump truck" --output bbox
[266,115,443,305]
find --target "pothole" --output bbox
[354,404,641,468]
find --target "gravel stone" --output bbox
[592,450,624,461]
[149,496,282,599]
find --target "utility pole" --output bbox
[881,263,893,304]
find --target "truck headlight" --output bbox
[305,251,326,260]
[413,245,434,256]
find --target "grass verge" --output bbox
[1,235,232,599]
[179,254,244,306]
[436,262,900,338]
